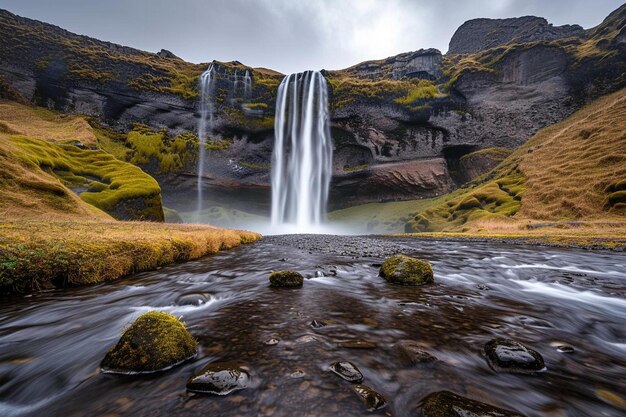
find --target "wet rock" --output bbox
[557,345,575,353]
[290,369,306,378]
[310,320,327,328]
[338,340,377,349]
[330,361,363,383]
[269,270,304,288]
[264,338,279,346]
[176,293,208,306]
[379,254,434,285]
[395,340,437,365]
[485,338,546,374]
[352,384,387,411]
[100,311,197,374]
[422,391,526,417]
[187,361,251,395]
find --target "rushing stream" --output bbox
[0,236,625,417]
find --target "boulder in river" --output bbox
[395,340,437,365]
[187,361,251,395]
[379,254,434,285]
[269,270,304,288]
[330,361,364,383]
[352,384,387,411]
[485,338,546,374]
[422,391,526,417]
[100,311,197,374]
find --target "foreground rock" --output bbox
[187,361,251,395]
[330,361,364,383]
[379,254,434,285]
[352,384,387,411]
[422,391,526,417]
[395,340,437,365]
[100,311,197,374]
[485,338,546,374]
[269,270,304,288]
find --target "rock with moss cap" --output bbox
[100,311,197,374]
[269,270,304,288]
[422,391,526,417]
[379,254,433,285]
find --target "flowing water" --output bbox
[0,236,625,417]
[196,64,215,218]
[271,71,333,232]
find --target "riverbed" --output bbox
[1,235,625,417]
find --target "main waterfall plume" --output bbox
[196,64,215,218]
[271,71,332,231]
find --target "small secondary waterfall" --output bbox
[197,64,215,217]
[271,71,332,230]
[243,70,252,98]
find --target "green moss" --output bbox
[459,147,512,162]
[343,164,369,173]
[100,311,197,374]
[11,135,163,221]
[239,160,270,170]
[394,79,441,105]
[379,254,433,285]
[269,270,304,288]
[163,206,183,223]
[126,127,201,173]
[245,102,269,110]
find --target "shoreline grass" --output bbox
[0,221,260,293]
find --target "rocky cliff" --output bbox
[0,5,624,215]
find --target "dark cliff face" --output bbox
[1,5,625,214]
[447,15,585,55]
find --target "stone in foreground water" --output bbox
[379,254,434,285]
[395,340,437,365]
[352,384,387,411]
[485,338,546,374]
[187,361,251,395]
[329,361,364,383]
[269,270,304,288]
[100,311,197,374]
[422,391,526,417]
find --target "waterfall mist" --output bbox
[196,64,215,218]
[271,71,333,232]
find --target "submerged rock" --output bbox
[395,340,437,365]
[310,319,327,328]
[338,340,377,349]
[100,311,197,374]
[422,391,526,417]
[176,293,208,306]
[485,338,546,374]
[187,361,251,395]
[269,270,304,288]
[379,254,434,285]
[330,361,364,383]
[352,384,387,411]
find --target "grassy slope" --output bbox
[0,101,260,293]
[331,87,626,243]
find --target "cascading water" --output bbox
[196,64,215,218]
[271,71,332,232]
[243,70,252,98]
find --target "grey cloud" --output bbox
[0,0,622,74]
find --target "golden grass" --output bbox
[0,220,260,292]
[0,100,97,146]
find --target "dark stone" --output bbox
[557,345,575,353]
[485,338,546,374]
[338,340,377,349]
[330,361,363,383]
[269,270,304,288]
[395,340,437,365]
[310,320,327,328]
[352,384,387,411]
[379,254,434,285]
[186,361,251,395]
[176,293,208,306]
[422,391,526,417]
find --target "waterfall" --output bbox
[197,64,215,218]
[243,70,252,98]
[271,71,332,231]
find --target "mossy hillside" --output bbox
[101,311,197,374]
[10,134,164,221]
[0,220,260,292]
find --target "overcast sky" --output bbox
[0,0,623,74]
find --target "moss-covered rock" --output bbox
[100,311,197,374]
[269,270,304,288]
[422,391,526,417]
[379,254,434,285]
